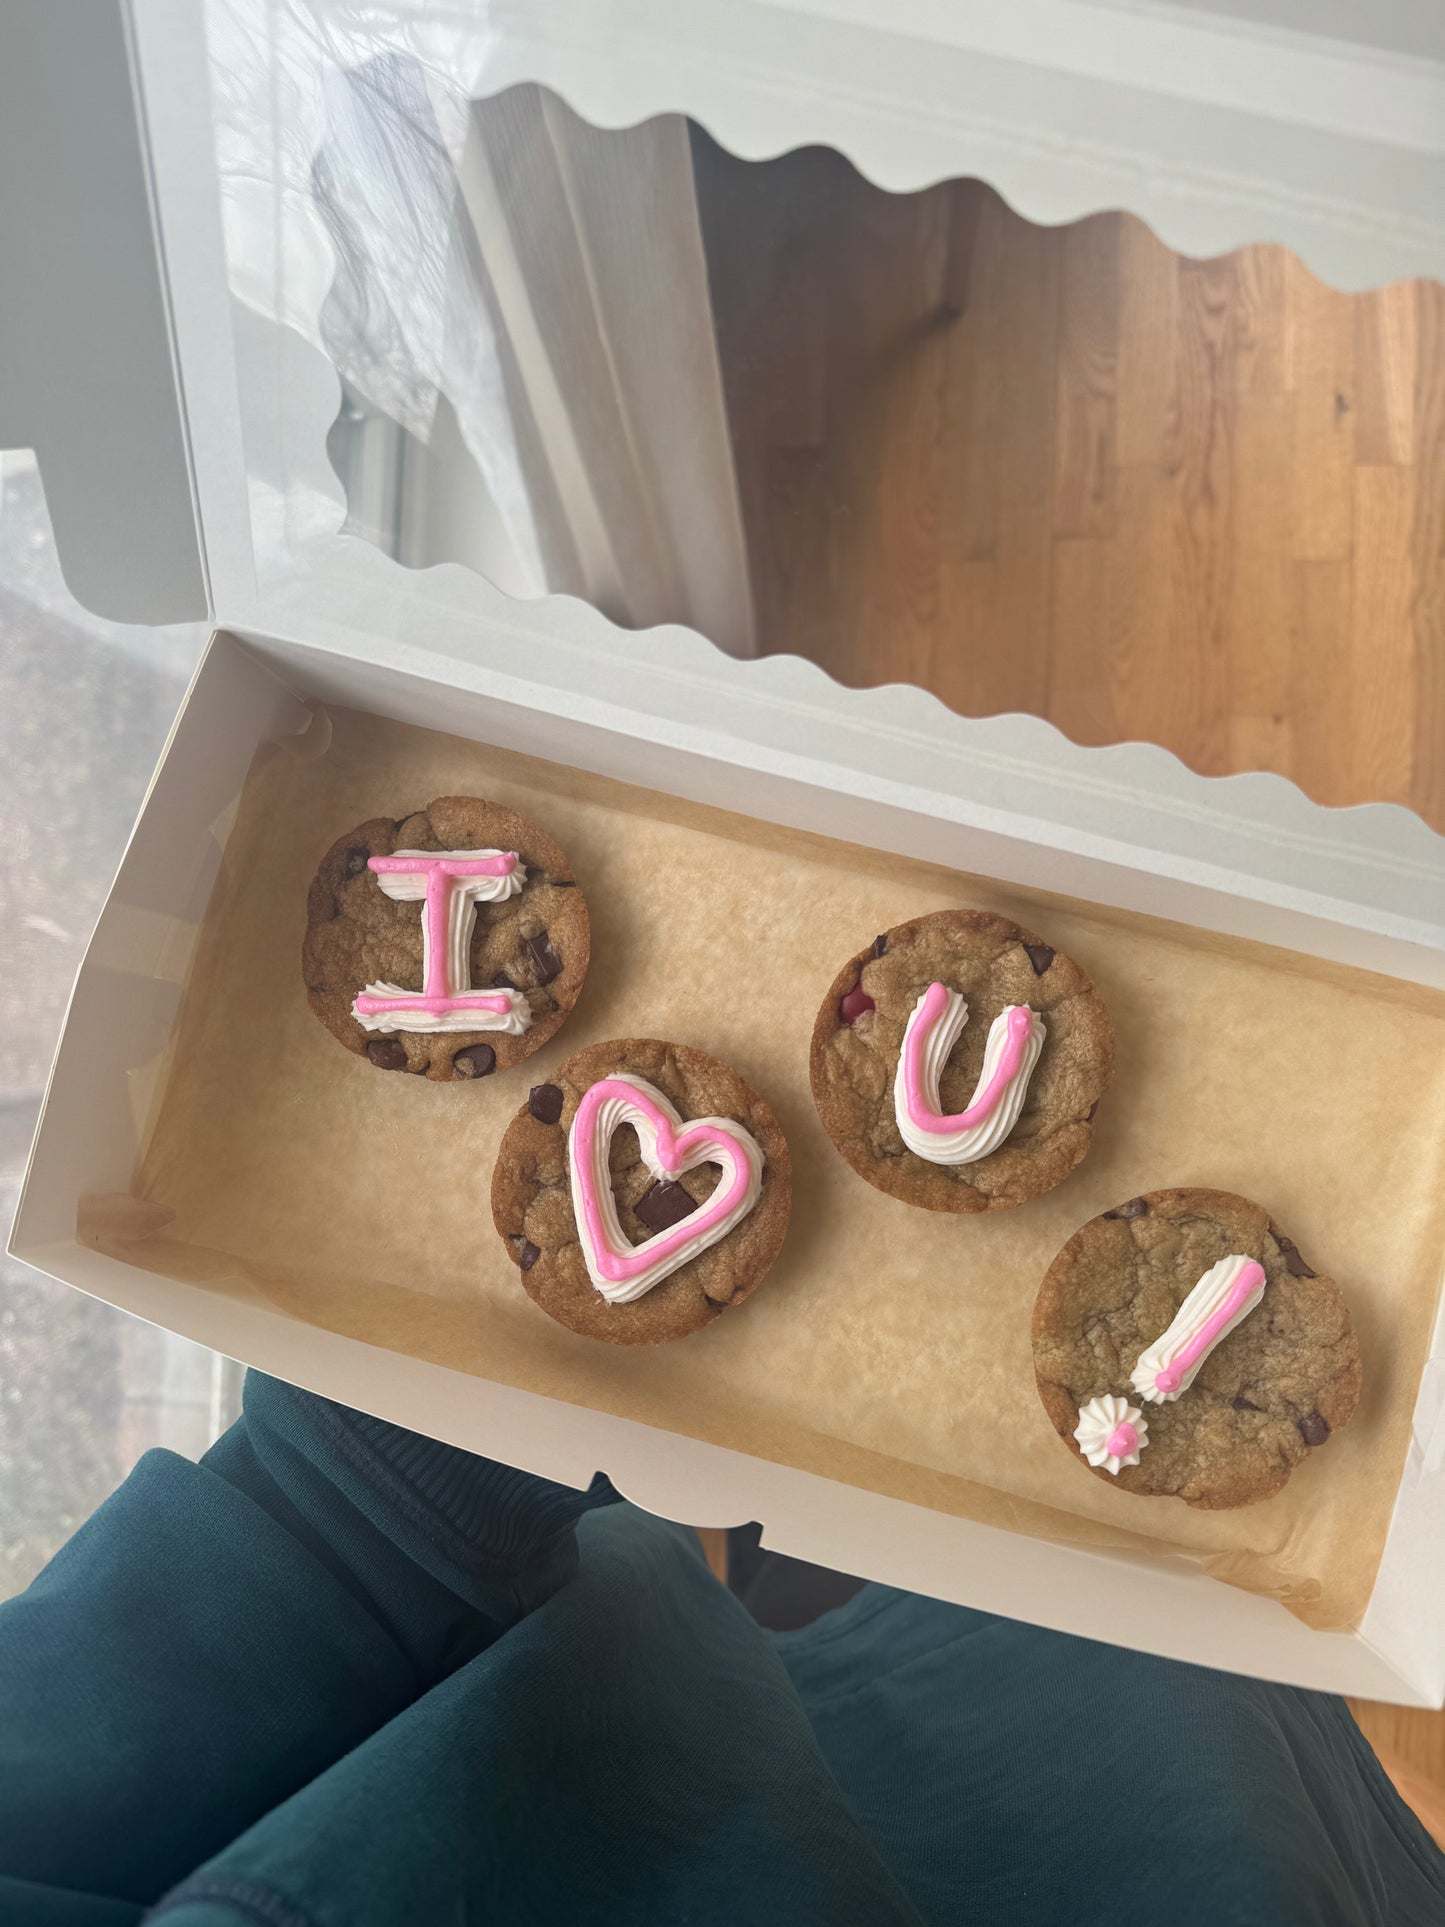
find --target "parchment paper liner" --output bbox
[84,705,1445,1631]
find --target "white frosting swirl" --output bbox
[1073,1394,1148,1474]
[893,989,1045,1165]
[1130,1253,1266,1405]
[350,987,532,1034]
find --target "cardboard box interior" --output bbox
[70,657,1445,1642]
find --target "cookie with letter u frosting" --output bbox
[491,1038,792,1344]
[1033,1188,1362,1510]
[809,908,1114,1212]
[303,795,589,1081]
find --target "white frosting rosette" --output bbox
[1073,1394,1148,1475]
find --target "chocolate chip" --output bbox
[1232,1395,1262,1412]
[491,971,519,991]
[1298,1411,1330,1447]
[633,1180,699,1234]
[345,846,370,877]
[870,932,888,958]
[548,878,578,889]
[365,1039,408,1071]
[1022,941,1055,975]
[521,931,562,986]
[1104,1196,1149,1220]
[839,984,875,1024]
[1085,1101,1099,1122]
[516,1238,540,1272]
[528,1083,564,1125]
[1276,1233,1317,1278]
[453,1045,496,1079]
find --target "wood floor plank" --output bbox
[1053,215,1120,540]
[1047,536,1114,741]
[1288,259,1356,565]
[1291,558,1354,798]
[937,184,1006,569]
[1354,281,1418,468]
[1348,466,1417,806]
[986,211,1060,719]
[1412,284,1445,826]
[1232,242,1289,399]
[1164,256,1236,775]
[1228,387,1296,783]
[1115,215,1180,467]
[1103,462,1173,745]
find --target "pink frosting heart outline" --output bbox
[569,1075,763,1297]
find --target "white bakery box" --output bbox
[8,0,1445,1703]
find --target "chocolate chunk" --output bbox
[633,1180,699,1234]
[870,932,888,958]
[1085,1101,1099,1122]
[521,931,563,986]
[453,1045,496,1079]
[839,984,875,1024]
[1232,1395,1262,1413]
[491,972,519,992]
[549,878,578,889]
[1104,1196,1149,1220]
[1276,1233,1317,1278]
[345,846,370,877]
[1022,941,1055,975]
[365,1039,408,1071]
[528,1083,564,1125]
[1298,1411,1330,1447]
[516,1238,540,1272]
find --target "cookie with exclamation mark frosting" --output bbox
[1033,1187,1362,1509]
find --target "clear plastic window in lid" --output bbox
[203,4,1445,829]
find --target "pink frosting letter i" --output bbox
[351,850,531,1031]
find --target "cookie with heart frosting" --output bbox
[810,908,1113,1212]
[491,1038,792,1344]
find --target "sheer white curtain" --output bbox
[208,1,756,651]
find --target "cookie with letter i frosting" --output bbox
[302,795,590,1080]
[809,908,1113,1212]
[1032,1188,1363,1510]
[491,1038,792,1344]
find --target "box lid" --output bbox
[8,0,1444,974]
[16,0,1445,627]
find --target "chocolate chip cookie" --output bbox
[303,796,589,1081]
[1033,1188,1362,1510]
[491,1038,792,1345]
[810,909,1113,1212]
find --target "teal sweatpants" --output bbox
[1,1372,1440,1924]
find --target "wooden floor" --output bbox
[691,133,1445,1840]
[692,132,1445,831]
